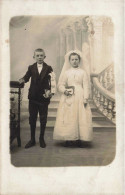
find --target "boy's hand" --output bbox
[48,93,53,98]
[19,78,25,84]
[43,93,53,99]
[43,90,53,98]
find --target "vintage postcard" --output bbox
[0,0,124,195]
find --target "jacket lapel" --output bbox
[40,62,48,83]
[33,63,39,78]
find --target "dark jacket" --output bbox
[22,62,53,102]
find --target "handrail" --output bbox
[99,63,113,76]
[93,77,115,101]
[97,63,114,90]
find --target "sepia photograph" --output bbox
[9,15,116,167]
[0,0,124,194]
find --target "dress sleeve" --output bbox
[58,72,68,93]
[83,71,90,102]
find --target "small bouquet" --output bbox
[65,86,75,95]
[43,89,51,98]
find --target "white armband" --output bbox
[49,72,57,94]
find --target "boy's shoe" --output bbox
[76,140,82,147]
[39,138,46,148]
[64,141,71,147]
[25,140,36,149]
[78,141,93,148]
[82,141,93,148]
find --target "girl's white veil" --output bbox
[58,50,85,85]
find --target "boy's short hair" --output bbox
[33,48,46,57]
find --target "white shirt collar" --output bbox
[37,63,43,67]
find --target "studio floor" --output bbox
[11,127,116,167]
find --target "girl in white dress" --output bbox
[53,50,93,147]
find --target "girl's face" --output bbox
[69,55,80,68]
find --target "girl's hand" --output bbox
[84,103,87,107]
[64,90,70,96]
[84,99,88,107]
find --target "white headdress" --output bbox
[58,50,85,85]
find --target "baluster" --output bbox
[101,72,104,87]
[94,88,98,104]
[106,69,111,88]
[112,66,114,84]
[92,85,95,94]
[20,88,24,106]
[102,72,107,88]
[99,75,103,85]
[112,102,116,123]
[10,90,16,120]
[112,66,115,85]
[98,75,100,82]
[99,94,104,112]
[15,93,18,120]
[109,66,113,85]
[107,100,113,120]
[10,91,15,101]
[92,86,95,100]
[96,91,100,107]
[103,97,108,116]
[95,88,98,97]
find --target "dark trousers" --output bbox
[29,100,49,141]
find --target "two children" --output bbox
[19,48,92,149]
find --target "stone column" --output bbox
[82,17,89,44]
[102,18,114,67]
[85,16,95,73]
[73,21,82,50]
[92,17,103,73]
[65,25,74,52]
[81,17,94,98]
[81,17,94,76]
[55,33,61,81]
[59,29,66,72]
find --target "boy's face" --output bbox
[34,51,45,64]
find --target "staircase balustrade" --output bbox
[91,65,115,124]
[98,63,114,91]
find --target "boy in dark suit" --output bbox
[19,48,55,148]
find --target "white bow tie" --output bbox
[38,64,42,67]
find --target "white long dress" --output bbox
[53,67,93,141]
